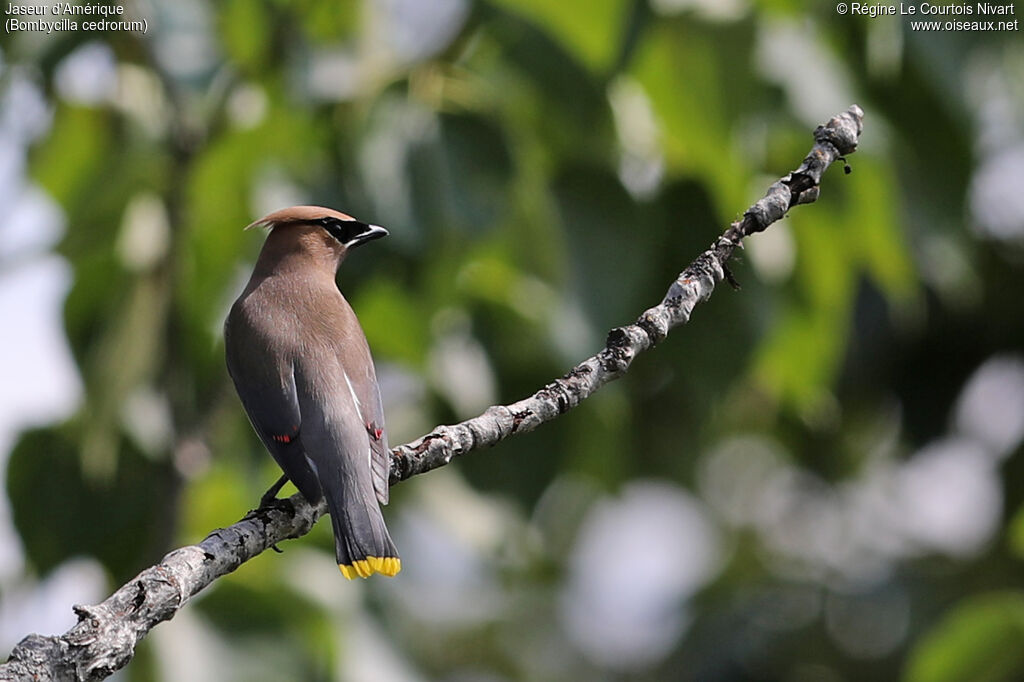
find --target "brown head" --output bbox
[247,206,388,276]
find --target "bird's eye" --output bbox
[317,215,387,248]
[320,217,363,245]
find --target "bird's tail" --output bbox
[324,486,401,579]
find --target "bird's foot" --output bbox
[258,474,289,509]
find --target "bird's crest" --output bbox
[245,205,356,230]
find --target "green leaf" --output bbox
[196,579,327,638]
[752,303,847,412]
[1009,503,1024,561]
[78,275,172,476]
[439,113,514,232]
[484,7,614,143]
[750,203,853,412]
[350,277,429,366]
[180,460,253,545]
[219,0,273,71]
[487,0,630,72]
[904,593,1024,682]
[630,16,759,216]
[842,156,917,301]
[551,164,649,331]
[7,427,177,581]
[31,105,109,209]
[294,0,360,43]
[405,113,514,237]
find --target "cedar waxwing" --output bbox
[224,206,399,579]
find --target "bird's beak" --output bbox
[349,224,389,248]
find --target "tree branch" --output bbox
[0,105,864,682]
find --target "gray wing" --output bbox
[339,321,391,505]
[364,371,391,505]
[225,312,322,504]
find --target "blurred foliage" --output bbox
[2,0,1024,680]
[905,593,1024,682]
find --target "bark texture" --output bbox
[0,105,863,681]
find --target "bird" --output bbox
[224,205,399,579]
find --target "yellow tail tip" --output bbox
[338,556,401,580]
